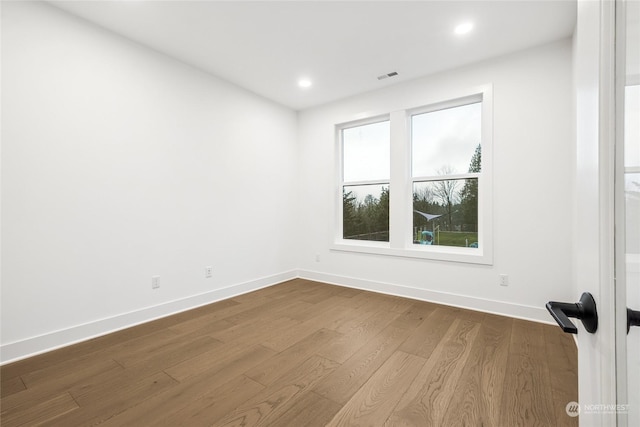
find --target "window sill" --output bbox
[331,240,493,265]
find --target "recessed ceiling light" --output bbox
[298,78,312,88]
[454,22,474,35]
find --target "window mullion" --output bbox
[342,179,390,187]
[389,110,410,249]
[412,172,481,182]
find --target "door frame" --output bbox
[574,0,618,425]
[614,0,629,424]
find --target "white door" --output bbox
[573,1,617,424]
[571,1,638,426]
[616,0,640,425]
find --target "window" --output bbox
[341,119,390,242]
[411,100,482,249]
[335,86,492,264]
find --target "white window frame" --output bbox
[333,85,493,265]
[336,114,391,248]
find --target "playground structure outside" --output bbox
[414,225,478,248]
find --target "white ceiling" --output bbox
[49,1,577,111]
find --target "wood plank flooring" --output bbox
[0,279,578,426]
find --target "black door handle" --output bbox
[628,308,640,334]
[546,292,598,334]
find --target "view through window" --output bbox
[411,101,482,248]
[337,90,490,262]
[341,120,390,242]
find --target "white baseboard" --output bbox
[0,270,297,365]
[297,269,555,325]
[1,268,557,365]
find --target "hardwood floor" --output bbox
[0,279,578,426]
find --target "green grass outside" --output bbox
[435,231,478,247]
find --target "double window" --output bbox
[337,87,492,264]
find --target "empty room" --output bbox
[1,0,638,426]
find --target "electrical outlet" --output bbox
[205,266,213,278]
[315,254,320,262]
[499,274,509,286]
[152,275,160,289]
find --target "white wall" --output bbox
[297,39,575,322]
[1,1,577,364]
[1,1,298,362]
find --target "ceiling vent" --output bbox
[377,71,398,81]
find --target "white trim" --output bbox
[412,172,480,182]
[297,269,553,324]
[624,166,640,174]
[342,179,390,187]
[1,268,558,366]
[407,93,483,117]
[330,241,489,264]
[573,0,619,423]
[336,114,390,131]
[390,109,411,249]
[333,84,493,265]
[597,1,619,423]
[0,270,297,365]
